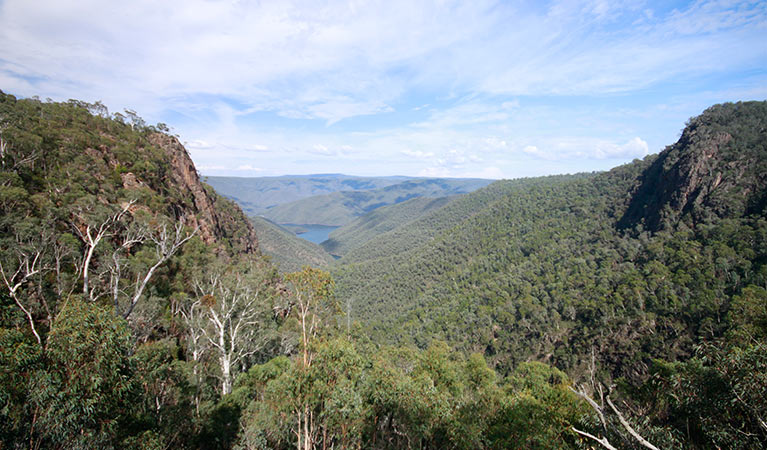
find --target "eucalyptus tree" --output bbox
[186,257,279,397]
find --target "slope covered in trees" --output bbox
[333,174,590,265]
[0,92,289,448]
[250,216,335,272]
[321,196,454,257]
[325,102,767,447]
[2,92,766,449]
[334,100,767,384]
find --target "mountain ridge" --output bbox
[332,101,767,382]
[261,177,493,226]
[619,101,767,231]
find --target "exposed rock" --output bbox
[120,172,144,189]
[148,133,259,253]
[619,101,767,232]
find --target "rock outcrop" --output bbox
[149,133,259,253]
[619,101,767,232]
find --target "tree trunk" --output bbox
[221,354,232,397]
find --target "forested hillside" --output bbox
[332,174,589,265]
[250,216,334,272]
[0,92,283,447]
[322,196,454,257]
[331,101,767,447]
[2,93,766,449]
[336,102,767,374]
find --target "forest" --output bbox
[1,91,766,449]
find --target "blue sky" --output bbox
[1,0,765,179]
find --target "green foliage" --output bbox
[236,339,590,449]
[2,92,766,449]
[644,341,767,449]
[130,339,195,448]
[0,324,43,444]
[322,196,454,257]
[491,362,583,449]
[30,300,135,449]
[727,285,767,346]
[250,216,334,273]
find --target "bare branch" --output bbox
[606,396,660,450]
[570,385,606,428]
[122,223,197,319]
[189,264,271,397]
[571,382,659,450]
[571,426,617,450]
[0,244,46,344]
[72,200,136,300]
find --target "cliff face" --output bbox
[0,90,259,257]
[148,133,258,253]
[619,101,767,232]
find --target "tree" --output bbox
[187,258,277,397]
[29,300,135,449]
[283,267,337,450]
[114,219,197,319]
[0,225,50,344]
[570,382,659,450]
[71,199,134,302]
[284,267,337,368]
[71,200,196,318]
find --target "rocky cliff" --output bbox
[619,101,767,231]
[148,133,258,253]
[0,91,259,256]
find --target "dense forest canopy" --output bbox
[1,92,766,449]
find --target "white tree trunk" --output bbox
[221,353,232,396]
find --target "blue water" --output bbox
[296,225,339,244]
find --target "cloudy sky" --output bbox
[1,0,765,179]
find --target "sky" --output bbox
[1,0,765,179]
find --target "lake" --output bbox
[295,225,340,245]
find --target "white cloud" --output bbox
[186,139,213,149]
[418,166,452,178]
[401,149,435,159]
[522,137,650,161]
[0,0,763,177]
[597,137,649,159]
[234,164,264,172]
[197,164,226,171]
[310,144,334,156]
[5,0,762,120]
[523,145,545,158]
[461,166,505,179]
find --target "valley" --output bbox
[1,93,766,449]
[3,2,765,448]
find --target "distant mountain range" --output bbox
[205,174,418,216]
[206,174,493,227]
[261,178,492,226]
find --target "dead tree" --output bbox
[0,232,48,344]
[570,384,659,450]
[118,221,197,319]
[71,200,134,301]
[180,296,211,416]
[190,264,272,397]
